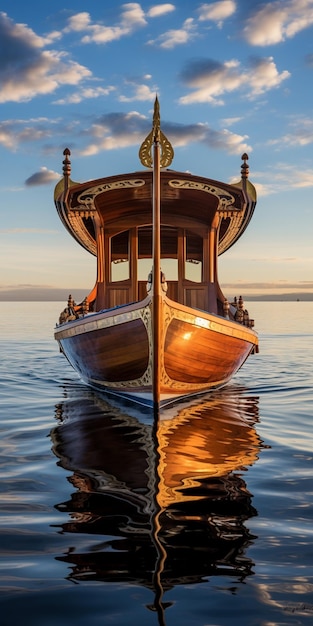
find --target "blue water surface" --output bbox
[0,301,313,626]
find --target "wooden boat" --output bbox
[54,98,258,408]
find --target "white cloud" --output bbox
[121,3,147,28]
[243,0,313,46]
[66,4,147,45]
[53,85,115,105]
[79,110,148,155]
[119,81,157,102]
[0,125,19,150]
[0,118,57,150]
[0,108,251,161]
[221,117,242,126]
[0,13,91,103]
[0,11,45,47]
[44,30,63,44]
[179,56,290,105]
[273,162,313,188]
[267,117,313,149]
[25,167,60,186]
[293,170,313,188]
[250,160,313,196]
[147,4,176,18]
[148,17,197,48]
[247,56,290,95]
[198,1,236,26]
[78,111,252,157]
[65,12,91,32]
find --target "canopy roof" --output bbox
[55,158,256,257]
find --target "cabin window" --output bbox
[161,258,178,280]
[137,225,178,281]
[185,232,203,283]
[110,231,130,282]
[138,258,178,281]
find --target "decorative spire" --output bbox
[63,148,71,175]
[139,96,174,168]
[152,95,161,143]
[241,153,249,180]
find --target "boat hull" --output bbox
[55,295,258,408]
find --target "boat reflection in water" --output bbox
[51,386,263,625]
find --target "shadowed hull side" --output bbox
[55,295,258,407]
[55,298,151,390]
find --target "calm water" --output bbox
[0,301,312,626]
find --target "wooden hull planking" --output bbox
[55,294,257,407]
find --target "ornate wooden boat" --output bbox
[54,98,258,408]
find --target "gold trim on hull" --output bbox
[55,295,257,406]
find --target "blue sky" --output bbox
[0,0,313,300]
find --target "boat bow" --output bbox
[54,98,258,409]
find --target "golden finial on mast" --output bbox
[139,96,174,168]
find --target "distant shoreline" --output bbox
[0,290,312,302]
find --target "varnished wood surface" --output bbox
[55,168,255,258]
[59,318,149,383]
[56,294,258,404]
[164,318,252,384]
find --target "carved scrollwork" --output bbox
[168,179,235,208]
[76,179,146,209]
[139,96,174,169]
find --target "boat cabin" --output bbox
[60,166,246,316]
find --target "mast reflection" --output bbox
[51,387,263,623]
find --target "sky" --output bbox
[0,0,313,301]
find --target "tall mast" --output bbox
[139,98,174,406]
